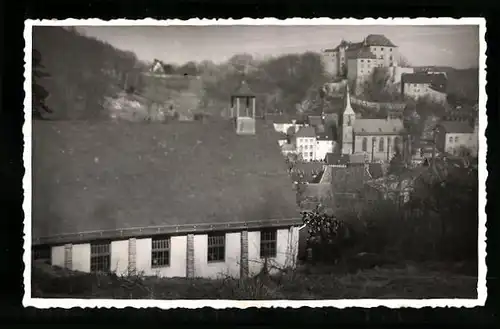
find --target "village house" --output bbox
[435,118,478,157]
[401,72,448,104]
[32,87,302,279]
[291,126,317,162]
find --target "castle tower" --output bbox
[340,84,355,155]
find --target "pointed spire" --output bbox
[342,83,355,118]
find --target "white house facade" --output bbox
[315,135,336,161]
[293,126,318,162]
[38,225,300,279]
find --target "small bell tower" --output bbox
[230,81,256,135]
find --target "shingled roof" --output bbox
[32,120,300,244]
[331,165,370,194]
[364,34,397,47]
[353,119,405,135]
[401,72,447,93]
[295,126,316,138]
[437,121,475,134]
[348,49,377,60]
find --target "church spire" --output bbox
[344,84,354,115]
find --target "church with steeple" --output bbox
[334,84,408,163]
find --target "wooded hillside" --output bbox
[33,27,145,120]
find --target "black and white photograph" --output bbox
[24,18,486,308]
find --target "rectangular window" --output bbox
[390,48,393,52]
[381,47,385,51]
[360,59,364,63]
[455,136,459,143]
[309,152,313,157]
[33,245,51,264]
[208,233,225,262]
[260,229,277,258]
[152,236,170,268]
[449,136,453,143]
[90,241,111,273]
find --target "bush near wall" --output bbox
[301,165,478,273]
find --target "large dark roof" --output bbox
[325,153,349,166]
[401,73,447,92]
[331,165,370,194]
[437,121,474,134]
[364,34,397,47]
[295,126,316,138]
[326,35,396,53]
[32,120,299,243]
[348,49,377,60]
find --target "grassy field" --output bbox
[32,260,477,300]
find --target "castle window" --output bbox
[390,48,393,52]
[309,152,313,157]
[454,136,459,143]
[362,137,368,152]
[379,137,385,152]
[347,115,352,126]
[91,241,111,273]
[208,233,225,263]
[449,136,453,143]
[260,229,277,258]
[381,47,385,51]
[152,236,170,268]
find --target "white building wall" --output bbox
[193,232,241,279]
[110,240,129,276]
[354,135,400,162]
[247,228,299,276]
[51,245,65,268]
[46,226,300,279]
[72,243,90,272]
[136,236,187,277]
[444,132,477,155]
[315,140,334,161]
[322,51,338,77]
[296,137,317,162]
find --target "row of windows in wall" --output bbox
[302,152,314,158]
[335,48,393,61]
[298,138,315,143]
[448,136,468,143]
[33,229,278,273]
[361,136,400,152]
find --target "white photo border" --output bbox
[22,17,487,309]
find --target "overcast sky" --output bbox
[78,25,479,69]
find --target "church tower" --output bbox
[340,84,355,154]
